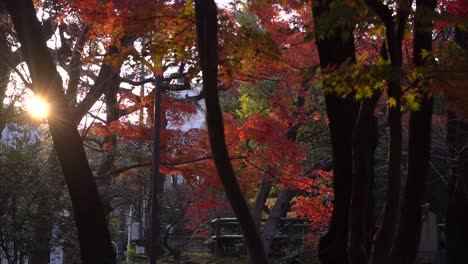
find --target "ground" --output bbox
[125,253,284,264]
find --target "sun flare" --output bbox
[27,95,49,119]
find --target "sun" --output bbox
[26,95,49,119]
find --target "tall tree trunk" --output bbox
[369,55,403,264]
[366,1,411,261]
[391,0,436,262]
[313,1,358,264]
[194,1,268,263]
[348,95,380,264]
[150,76,164,261]
[262,189,296,256]
[447,26,468,264]
[4,1,115,263]
[251,179,273,231]
[98,71,122,216]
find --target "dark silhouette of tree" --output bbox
[312,1,358,263]
[391,0,437,263]
[194,0,268,263]
[3,0,115,262]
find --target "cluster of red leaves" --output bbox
[292,195,333,232]
[235,113,309,192]
[58,0,187,41]
[442,0,468,18]
[217,2,334,229]
[289,170,334,231]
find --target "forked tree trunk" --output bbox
[261,189,296,256]
[194,1,268,263]
[4,1,115,263]
[251,179,273,231]
[366,1,410,262]
[312,2,358,264]
[391,1,436,262]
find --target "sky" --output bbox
[215,0,232,7]
[2,0,236,136]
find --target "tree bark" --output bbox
[150,76,164,262]
[366,1,410,262]
[251,179,273,231]
[369,83,402,264]
[348,95,380,264]
[4,0,115,263]
[447,26,468,264]
[194,1,268,263]
[97,67,123,216]
[313,1,358,264]
[391,0,436,262]
[262,189,296,256]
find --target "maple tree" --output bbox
[221,3,338,257]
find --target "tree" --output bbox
[0,122,64,264]
[390,0,437,262]
[312,1,358,263]
[194,0,268,263]
[3,0,115,262]
[312,0,446,263]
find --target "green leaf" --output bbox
[388,97,397,108]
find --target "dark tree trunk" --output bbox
[251,179,273,231]
[262,189,296,256]
[150,76,164,262]
[4,1,115,263]
[392,98,433,264]
[318,94,357,264]
[65,25,88,108]
[48,104,115,264]
[194,1,268,263]
[348,95,380,264]
[366,1,410,262]
[391,1,436,262]
[98,70,122,216]
[313,2,358,264]
[369,83,402,264]
[447,26,468,264]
